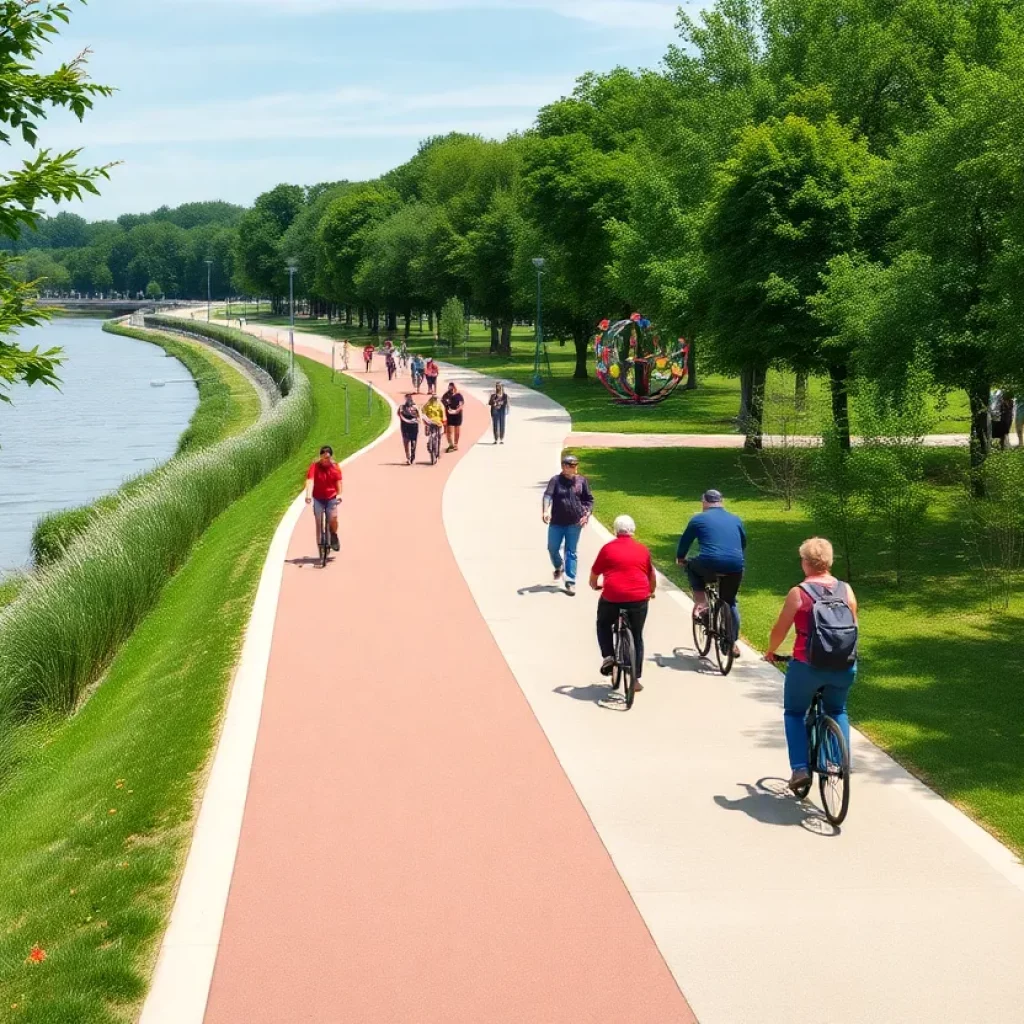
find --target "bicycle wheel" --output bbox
[616,628,637,710]
[818,717,850,825]
[429,433,438,465]
[319,513,329,568]
[714,602,735,676]
[692,602,711,656]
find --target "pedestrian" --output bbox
[397,394,420,464]
[488,382,509,444]
[994,391,1014,450]
[424,357,439,396]
[542,454,594,597]
[442,382,465,452]
[590,515,656,693]
[1016,396,1024,449]
[385,349,397,381]
[363,343,374,373]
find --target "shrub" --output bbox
[0,322,312,737]
[965,449,1024,610]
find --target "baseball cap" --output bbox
[562,454,580,466]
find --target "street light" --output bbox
[205,259,213,322]
[532,257,546,388]
[286,258,299,376]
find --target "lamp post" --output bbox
[286,258,298,376]
[205,259,213,322]
[531,257,546,388]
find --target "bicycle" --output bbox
[426,423,442,465]
[609,607,638,710]
[691,575,736,676]
[772,656,850,825]
[317,505,330,568]
[411,369,424,392]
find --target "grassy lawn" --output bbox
[582,445,1024,856]
[0,356,385,1024]
[229,310,971,435]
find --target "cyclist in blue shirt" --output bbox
[676,489,746,657]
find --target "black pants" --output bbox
[597,599,649,678]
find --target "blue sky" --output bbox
[33,0,697,221]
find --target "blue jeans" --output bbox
[783,658,856,771]
[686,557,742,635]
[547,524,582,583]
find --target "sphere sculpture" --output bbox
[594,314,689,405]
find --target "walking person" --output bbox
[765,537,859,793]
[424,357,439,396]
[397,394,421,464]
[363,343,374,373]
[385,348,397,381]
[488,382,509,444]
[410,353,425,393]
[542,454,594,596]
[442,382,465,452]
[590,515,656,693]
[993,390,1014,450]
[1016,395,1024,448]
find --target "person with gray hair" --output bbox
[589,514,657,690]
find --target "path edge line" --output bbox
[139,377,397,1024]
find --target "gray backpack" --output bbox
[800,581,858,669]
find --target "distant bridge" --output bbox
[40,298,200,313]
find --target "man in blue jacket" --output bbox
[677,489,746,655]
[542,454,594,596]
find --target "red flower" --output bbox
[26,945,46,964]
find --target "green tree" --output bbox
[438,296,464,353]
[0,0,113,402]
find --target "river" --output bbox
[0,318,199,575]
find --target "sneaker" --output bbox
[500,439,505,444]
[553,567,563,581]
[446,444,455,453]
[330,532,340,552]
[565,581,576,596]
[600,656,615,677]
[788,769,811,794]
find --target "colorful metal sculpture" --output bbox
[594,314,689,405]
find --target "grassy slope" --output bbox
[230,311,971,435]
[0,357,385,1024]
[582,445,1024,856]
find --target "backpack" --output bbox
[799,581,858,669]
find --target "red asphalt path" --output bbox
[203,346,695,1023]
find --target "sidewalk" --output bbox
[201,342,694,1023]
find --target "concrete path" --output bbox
[201,339,694,1023]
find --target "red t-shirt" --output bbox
[592,536,653,603]
[307,460,342,501]
[363,346,374,360]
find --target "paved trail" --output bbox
[172,322,1024,1023]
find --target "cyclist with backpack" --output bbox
[765,537,859,794]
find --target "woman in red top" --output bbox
[589,515,656,691]
[363,344,374,372]
[304,445,343,551]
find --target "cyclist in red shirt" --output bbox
[363,344,374,372]
[590,515,656,690]
[305,445,343,551]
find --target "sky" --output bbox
[28,0,698,221]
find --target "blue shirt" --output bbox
[676,507,747,571]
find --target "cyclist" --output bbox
[422,392,446,460]
[304,445,342,552]
[363,343,374,372]
[542,454,594,596]
[676,489,745,658]
[442,382,465,452]
[397,394,421,464]
[410,353,425,393]
[385,348,397,381]
[399,342,410,370]
[765,537,858,793]
[590,515,656,691]
[424,357,440,396]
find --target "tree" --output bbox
[439,296,464,353]
[0,0,113,402]
[145,279,162,300]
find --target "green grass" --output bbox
[0,354,386,1024]
[233,311,972,435]
[31,325,262,567]
[583,445,1024,856]
[0,574,25,610]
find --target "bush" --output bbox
[0,322,312,737]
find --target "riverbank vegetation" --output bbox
[31,322,262,567]
[584,442,1024,856]
[0,322,311,773]
[0,349,386,1023]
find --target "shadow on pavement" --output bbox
[518,584,569,596]
[553,682,630,711]
[714,778,839,837]
[652,649,719,675]
[286,556,334,568]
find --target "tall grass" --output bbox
[0,321,313,756]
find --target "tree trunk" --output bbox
[490,322,500,354]
[427,310,434,333]
[739,364,768,449]
[795,370,808,411]
[572,325,589,379]
[500,320,512,356]
[358,307,364,329]
[345,305,352,325]
[968,375,992,496]
[404,309,411,338]
[685,334,698,390]
[828,363,851,451]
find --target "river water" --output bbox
[0,318,198,575]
